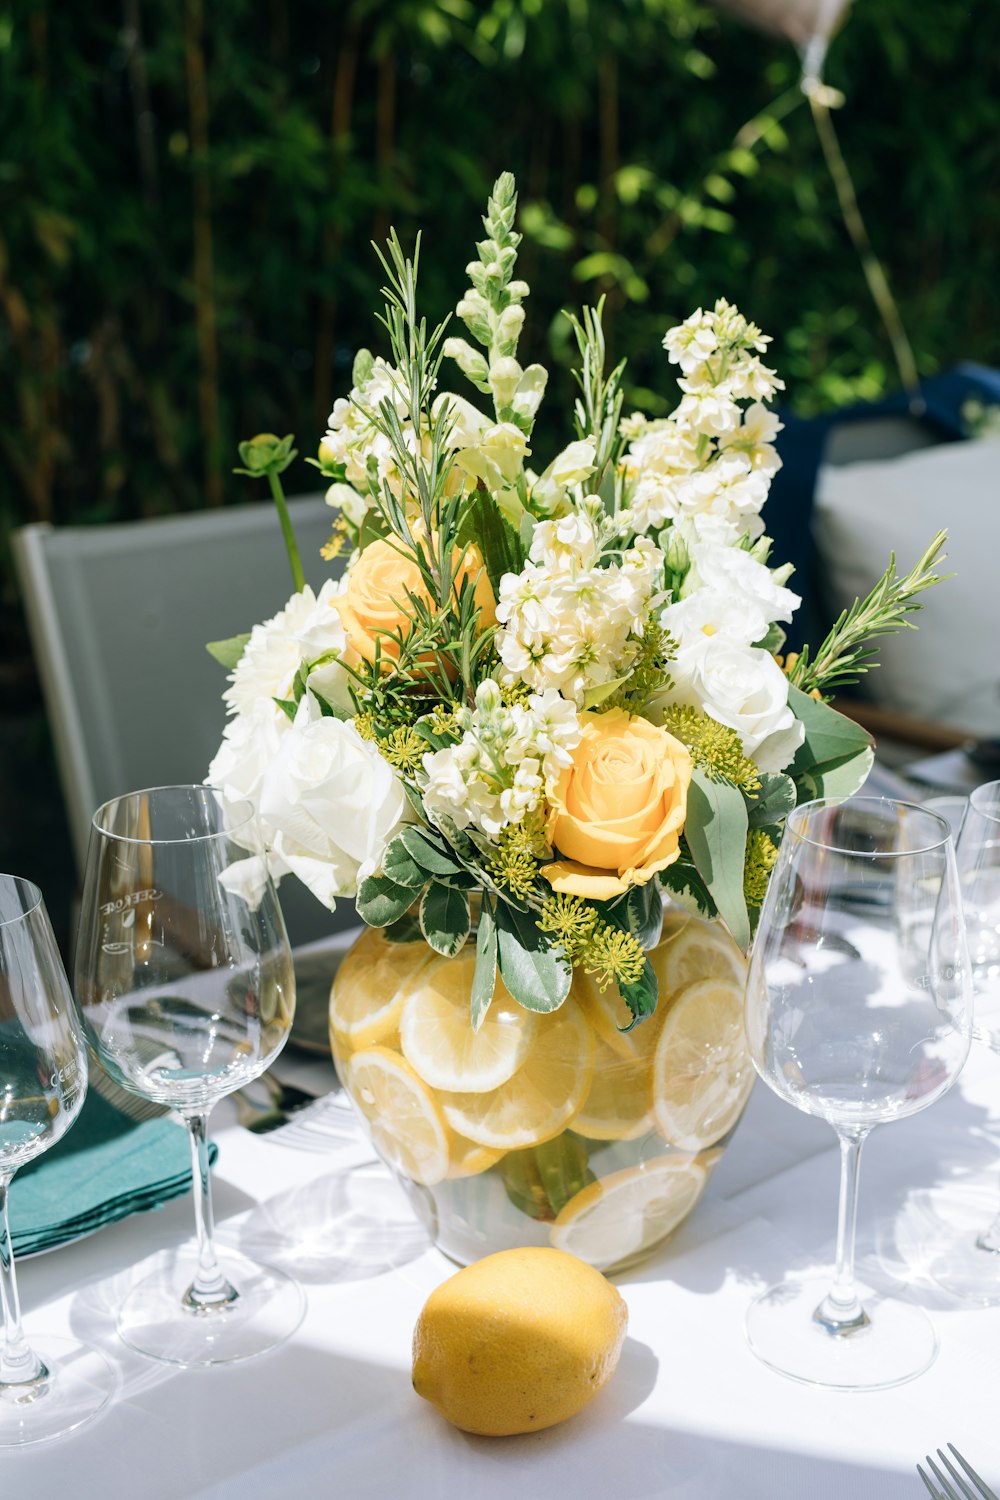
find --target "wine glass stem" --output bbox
[183,1115,238,1311]
[813,1127,872,1335]
[0,1175,46,1388]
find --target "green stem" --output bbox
[268,469,305,593]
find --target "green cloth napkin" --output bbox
[8,1090,216,1258]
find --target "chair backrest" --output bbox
[14,494,349,945]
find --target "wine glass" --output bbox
[73,786,303,1366]
[906,779,1000,1300]
[744,796,971,1389]
[0,875,116,1445]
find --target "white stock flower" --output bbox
[258,699,408,909]
[667,636,804,773]
[662,309,718,374]
[325,481,368,528]
[719,401,784,475]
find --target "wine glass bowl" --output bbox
[74,786,303,1365]
[0,875,116,1445]
[744,796,971,1389]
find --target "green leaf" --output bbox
[399,825,464,878]
[797,746,875,802]
[659,859,718,919]
[273,697,297,722]
[470,896,498,1032]
[624,881,664,950]
[685,768,751,951]
[617,953,659,1030]
[383,913,425,943]
[352,348,375,388]
[381,836,431,890]
[419,882,471,957]
[356,873,415,928]
[581,674,630,710]
[753,622,787,653]
[455,489,527,596]
[748,773,796,828]
[206,633,251,670]
[310,692,353,721]
[495,902,572,1013]
[787,686,874,777]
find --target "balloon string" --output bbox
[805,84,924,413]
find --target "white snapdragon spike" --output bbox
[419,684,581,840]
[665,635,805,773]
[529,438,597,516]
[431,391,490,450]
[222,579,347,719]
[496,512,663,706]
[257,698,409,910]
[455,421,530,491]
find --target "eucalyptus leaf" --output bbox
[206,633,251,670]
[495,902,572,1013]
[419,883,471,957]
[356,873,415,928]
[797,745,875,803]
[787,686,874,777]
[470,897,498,1032]
[685,769,751,951]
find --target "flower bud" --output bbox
[489,355,522,410]
[443,337,489,384]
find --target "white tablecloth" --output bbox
[10,1044,1000,1498]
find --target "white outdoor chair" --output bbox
[13,493,351,947]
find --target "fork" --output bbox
[918,1445,999,1500]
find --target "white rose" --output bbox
[684,542,800,635]
[257,701,408,910]
[208,699,290,810]
[666,637,804,773]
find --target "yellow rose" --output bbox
[540,709,693,901]
[335,537,496,671]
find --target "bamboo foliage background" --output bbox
[1,0,998,643]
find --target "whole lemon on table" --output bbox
[411,1246,628,1436]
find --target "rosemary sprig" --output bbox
[787,530,949,697]
[565,297,626,495]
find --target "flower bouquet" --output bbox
[208,174,945,1269]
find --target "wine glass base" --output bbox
[0,1338,116,1447]
[746,1276,938,1391]
[117,1248,305,1366]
